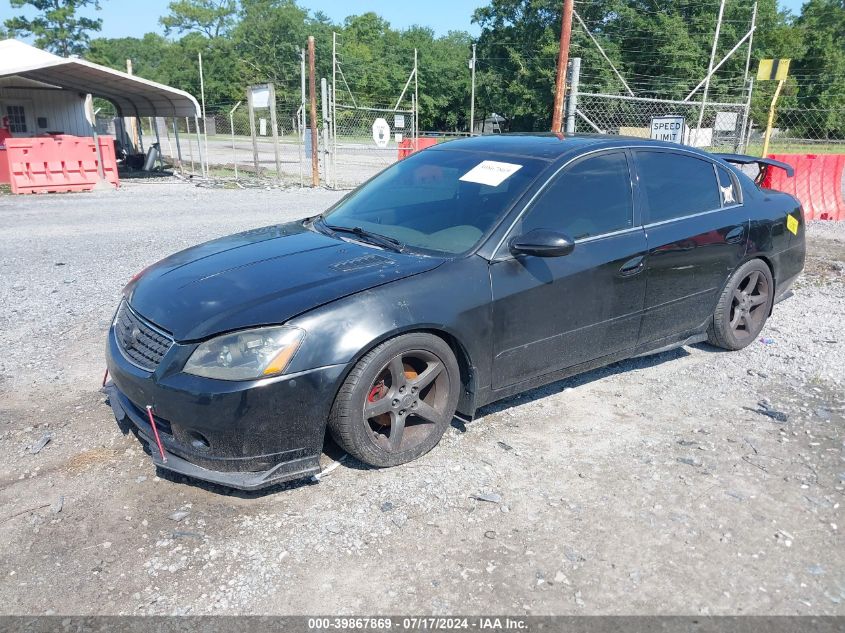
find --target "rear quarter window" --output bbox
[717,166,740,206]
[636,151,720,223]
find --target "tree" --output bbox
[160,0,238,38]
[793,0,845,137]
[87,33,174,82]
[4,0,103,56]
[232,0,311,87]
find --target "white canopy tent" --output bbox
[0,39,204,173]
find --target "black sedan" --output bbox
[104,134,805,490]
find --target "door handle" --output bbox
[725,226,745,244]
[619,255,645,277]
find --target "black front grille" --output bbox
[114,301,173,371]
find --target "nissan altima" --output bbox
[104,134,805,490]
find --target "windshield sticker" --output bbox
[459,160,523,187]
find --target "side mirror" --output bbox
[508,228,575,258]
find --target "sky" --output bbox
[1,0,808,41]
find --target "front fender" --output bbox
[285,256,494,413]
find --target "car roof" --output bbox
[429,133,711,162]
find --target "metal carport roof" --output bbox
[0,39,200,118]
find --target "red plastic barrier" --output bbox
[762,153,845,221]
[397,137,439,160]
[6,134,119,194]
[0,149,9,186]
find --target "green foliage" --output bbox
[5,0,102,55]
[472,0,845,135]
[792,0,845,137]
[12,0,837,136]
[160,0,238,38]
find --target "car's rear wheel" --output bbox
[328,333,460,467]
[708,259,774,350]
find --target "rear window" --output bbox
[636,151,720,223]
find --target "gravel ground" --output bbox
[0,182,843,616]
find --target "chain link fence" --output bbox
[328,104,415,188]
[574,92,749,151]
[91,92,843,190]
[574,93,845,157]
[750,107,845,155]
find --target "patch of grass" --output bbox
[747,142,845,155]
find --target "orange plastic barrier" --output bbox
[6,134,119,194]
[762,153,845,221]
[397,137,439,160]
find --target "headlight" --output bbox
[183,326,305,381]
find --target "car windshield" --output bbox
[320,148,546,254]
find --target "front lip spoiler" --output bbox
[102,383,321,491]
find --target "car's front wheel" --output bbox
[708,259,774,350]
[328,333,461,467]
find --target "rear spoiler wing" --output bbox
[714,153,794,185]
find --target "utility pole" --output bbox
[308,36,319,187]
[551,0,575,134]
[695,0,726,144]
[469,43,476,136]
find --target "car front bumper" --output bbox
[105,324,347,490]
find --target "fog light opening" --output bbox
[188,431,211,450]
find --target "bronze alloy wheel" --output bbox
[328,332,461,468]
[729,269,770,343]
[708,259,774,351]
[363,350,451,453]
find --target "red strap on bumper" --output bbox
[145,405,168,464]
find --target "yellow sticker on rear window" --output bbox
[786,214,798,235]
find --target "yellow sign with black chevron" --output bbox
[757,59,791,81]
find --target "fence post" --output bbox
[185,117,194,172]
[332,32,337,189]
[229,101,242,180]
[172,118,183,171]
[414,48,419,142]
[300,47,306,188]
[321,77,330,186]
[269,83,282,182]
[194,115,206,178]
[738,78,754,153]
[247,88,259,175]
[565,57,581,135]
[308,36,320,187]
[154,117,164,169]
[469,43,476,136]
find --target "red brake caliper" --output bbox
[368,381,387,402]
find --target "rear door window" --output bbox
[636,151,720,223]
[520,151,633,240]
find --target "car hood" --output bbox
[126,221,444,341]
